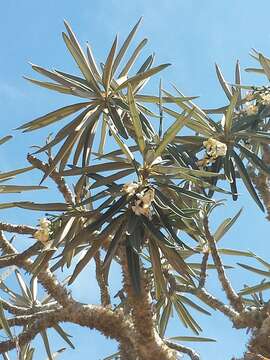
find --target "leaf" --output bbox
[0,185,47,193]
[249,253,270,271]
[232,150,264,211]
[143,216,195,279]
[168,336,216,343]
[107,121,134,162]
[218,248,254,257]
[103,221,125,282]
[15,270,31,299]
[15,202,71,211]
[40,130,83,183]
[166,184,213,203]
[258,53,270,81]
[0,302,12,338]
[128,84,146,154]
[53,324,75,349]
[68,232,109,284]
[62,23,100,92]
[108,105,128,139]
[153,204,189,249]
[148,238,167,299]
[137,54,154,74]
[245,67,265,75]
[235,60,242,104]
[98,114,108,154]
[102,352,121,360]
[63,161,133,176]
[237,263,270,277]
[152,109,194,162]
[229,158,238,201]
[0,166,34,180]
[154,188,191,219]
[239,282,270,296]
[174,296,201,334]
[224,90,239,135]
[103,35,118,91]
[89,169,133,190]
[64,197,129,256]
[126,214,143,253]
[116,63,171,91]
[118,39,148,78]
[30,276,38,302]
[30,251,56,279]
[223,148,232,182]
[17,102,90,132]
[86,45,101,81]
[0,135,12,145]
[112,18,142,76]
[214,208,242,242]
[237,143,270,176]
[126,244,141,295]
[215,64,232,100]
[41,330,53,360]
[177,295,211,315]
[159,300,172,337]
[24,77,73,95]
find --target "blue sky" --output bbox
[1,1,270,359]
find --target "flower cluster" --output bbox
[259,92,270,106]
[245,103,258,116]
[34,218,51,244]
[131,188,155,217]
[203,138,227,159]
[122,182,140,196]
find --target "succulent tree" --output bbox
[0,19,270,360]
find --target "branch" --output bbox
[94,251,111,306]
[165,340,200,360]
[120,246,176,360]
[175,284,238,320]
[203,216,244,312]
[27,154,75,205]
[0,222,36,235]
[1,298,58,316]
[0,231,73,307]
[0,304,135,355]
[198,251,209,288]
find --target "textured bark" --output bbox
[203,216,244,312]
[120,246,177,360]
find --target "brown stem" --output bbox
[94,251,111,306]
[0,304,135,354]
[203,216,243,312]
[120,245,177,360]
[165,340,200,360]
[198,251,209,288]
[27,154,75,205]
[176,284,238,320]
[0,222,36,235]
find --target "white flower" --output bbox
[34,218,51,244]
[259,93,270,105]
[39,218,51,229]
[203,138,227,159]
[245,104,258,116]
[34,228,50,243]
[122,182,139,196]
[131,188,155,217]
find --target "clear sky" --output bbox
[0,1,270,359]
